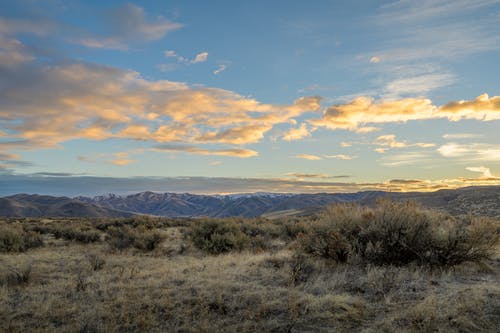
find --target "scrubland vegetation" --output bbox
[1,200,499,332]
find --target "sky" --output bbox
[0,0,499,196]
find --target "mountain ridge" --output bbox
[1,186,498,218]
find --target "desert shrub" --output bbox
[22,231,44,249]
[51,227,100,243]
[106,226,163,251]
[134,231,163,251]
[106,227,135,250]
[190,220,249,254]
[289,253,316,284]
[0,226,43,252]
[297,225,349,262]
[281,220,309,240]
[0,227,25,252]
[428,217,499,266]
[357,201,437,265]
[86,253,105,271]
[3,263,33,286]
[299,200,499,266]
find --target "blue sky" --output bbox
[0,0,499,195]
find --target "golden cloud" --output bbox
[374,134,435,151]
[294,154,322,160]
[0,43,321,155]
[153,144,258,158]
[108,152,135,166]
[282,123,312,141]
[311,94,500,131]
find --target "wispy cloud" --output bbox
[76,4,182,50]
[442,133,482,140]
[379,151,434,167]
[438,143,500,161]
[77,151,137,166]
[294,154,322,160]
[153,144,258,158]
[383,73,456,98]
[163,49,209,64]
[323,154,354,160]
[108,152,135,166]
[191,51,208,63]
[361,0,500,98]
[213,64,227,75]
[286,173,350,179]
[466,166,495,179]
[374,134,435,151]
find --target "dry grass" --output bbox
[0,203,499,332]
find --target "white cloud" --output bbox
[442,133,481,139]
[384,73,456,97]
[370,56,381,63]
[438,143,500,161]
[191,51,208,64]
[323,154,354,160]
[466,166,494,178]
[379,151,433,167]
[164,50,177,57]
[213,64,227,75]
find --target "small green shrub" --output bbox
[190,220,249,254]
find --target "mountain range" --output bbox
[0,186,499,218]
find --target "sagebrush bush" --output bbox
[86,253,105,271]
[0,225,43,252]
[190,220,249,254]
[297,225,349,262]
[51,227,100,243]
[298,200,499,266]
[106,226,163,251]
[281,220,309,240]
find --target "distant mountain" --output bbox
[1,186,499,218]
[77,186,500,218]
[0,194,132,218]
